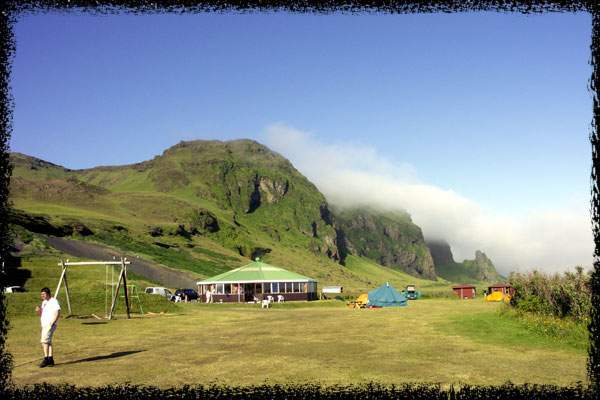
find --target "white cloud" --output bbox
[261,122,594,276]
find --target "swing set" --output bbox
[55,257,143,320]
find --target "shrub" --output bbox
[509,267,591,322]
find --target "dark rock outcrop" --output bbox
[71,222,93,236]
[335,208,436,280]
[426,239,455,267]
[426,239,501,283]
[187,208,219,234]
[470,250,499,282]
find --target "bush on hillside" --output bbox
[508,267,591,322]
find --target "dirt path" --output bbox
[42,236,198,288]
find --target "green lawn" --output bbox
[5,299,587,388]
[4,255,589,389]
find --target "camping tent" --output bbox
[357,293,368,303]
[367,283,407,307]
[483,291,511,302]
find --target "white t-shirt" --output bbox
[41,297,61,327]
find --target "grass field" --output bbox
[5,298,588,388]
[3,254,589,389]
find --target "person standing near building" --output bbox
[35,287,60,368]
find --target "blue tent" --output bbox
[367,282,408,307]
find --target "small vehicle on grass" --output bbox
[145,286,175,301]
[2,286,28,293]
[405,285,419,300]
[174,288,199,302]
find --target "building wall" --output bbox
[209,292,315,303]
[488,286,514,295]
[453,287,476,299]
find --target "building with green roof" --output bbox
[196,258,318,303]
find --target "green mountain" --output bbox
[334,207,437,280]
[426,239,502,283]
[9,139,450,292]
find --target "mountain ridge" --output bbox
[9,139,498,288]
[426,239,503,283]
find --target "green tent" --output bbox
[367,282,407,307]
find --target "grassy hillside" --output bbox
[427,240,504,284]
[343,255,451,293]
[8,139,497,294]
[435,261,481,284]
[5,255,181,319]
[435,260,506,284]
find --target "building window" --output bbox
[232,284,243,294]
[264,283,271,294]
[255,283,262,294]
[285,282,292,293]
[293,282,300,293]
[272,282,279,293]
[216,284,224,294]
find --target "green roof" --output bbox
[197,259,317,285]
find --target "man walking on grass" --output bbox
[35,287,60,368]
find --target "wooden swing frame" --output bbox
[56,257,132,320]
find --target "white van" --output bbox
[2,286,28,293]
[145,287,175,301]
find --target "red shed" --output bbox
[452,284,477,299]
[487,283,514,296]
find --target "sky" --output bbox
[8,10,594,276]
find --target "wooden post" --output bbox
[108,265,125,320]
[63,266,72,315]
[55,260,72,315]
[122,258,131,319]
[54,259,131,320]
[55,260,66,298]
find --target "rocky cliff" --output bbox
[334,207,437,280]
[426,240,455,267]
[427,239,501,283]
[466,250,499,282]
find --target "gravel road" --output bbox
[42,236,199,288]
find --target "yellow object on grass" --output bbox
[348,293,369,308]
[483,291,511,302]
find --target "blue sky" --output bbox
[9,11,594,274]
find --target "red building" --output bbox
[452,284,477,299]
[487,283,514,296]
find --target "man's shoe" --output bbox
[39,357,48,368]
[47,357,54,366]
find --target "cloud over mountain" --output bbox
[262,122,593,275]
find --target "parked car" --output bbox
[174,288,199,302]
[405,285,418,300]
[145,286,175,301]
[3,286,28,293]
